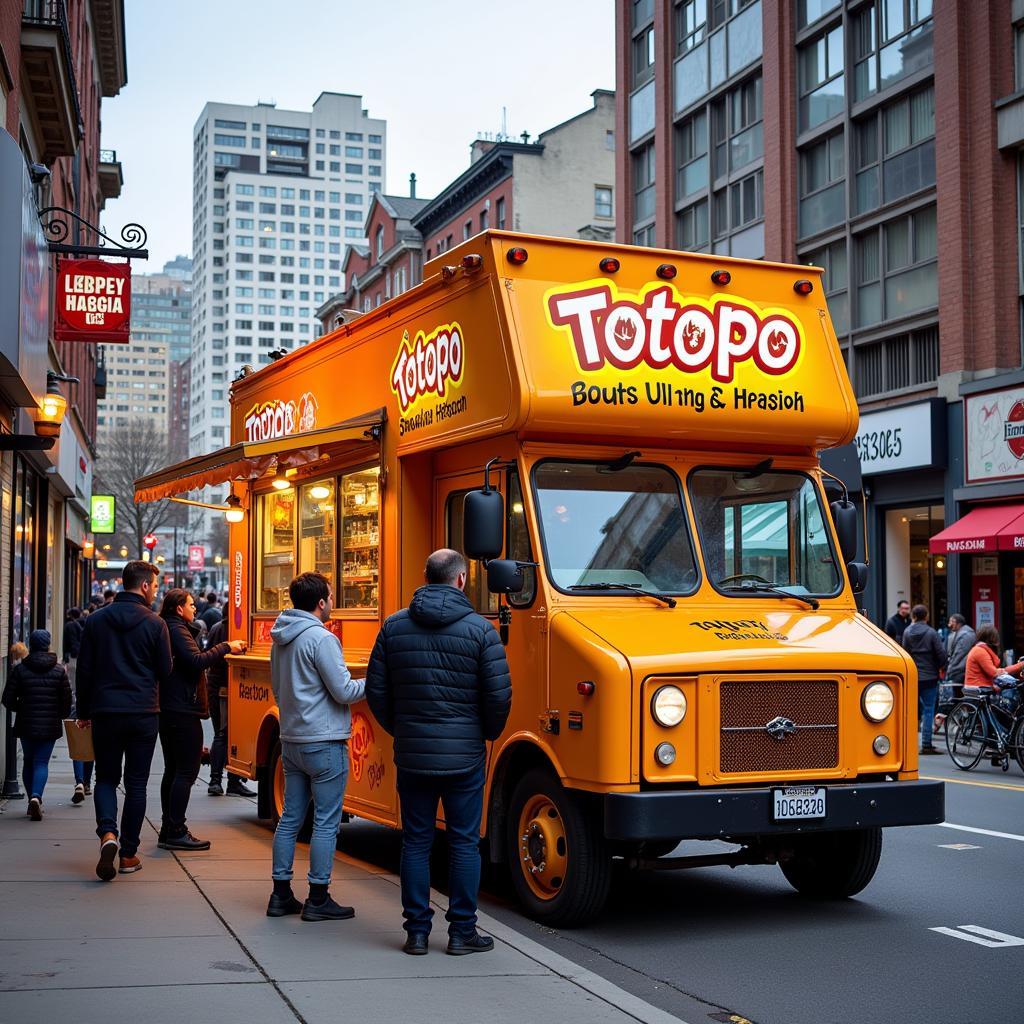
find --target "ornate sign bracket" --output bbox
[38,206,148,260]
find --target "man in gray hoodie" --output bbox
[267,572,365,921]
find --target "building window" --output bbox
[633,141,656,225]
[855,204,937,327]
[213,133,246,147]
[800,240,849,334]
[496,196,506,229]
[376,225,384,258]
[853,0,934,102]
[798,0,841,29]
[798,131,845,238]
[675,109,709,198]
[464,220,472,240]
[676,0,708,55]
[798,24,844,132]
[633,24,656,87]
[852,324,938,398]
[480,208,489,231]
[346,163,363,175]
[854,84,935,214]
[712,168,764,257]
[676,198,710,251]
[711,75,763,178]
[214,118,245,130]
[633,223,656,246]
[594,186,613,219]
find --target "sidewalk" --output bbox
[0,738,685,1024]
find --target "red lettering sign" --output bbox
[54,258,131,343]
[187,545,205,571]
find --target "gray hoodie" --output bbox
[946,624,977,685]
[269,608,365,744]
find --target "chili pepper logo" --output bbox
[350,712,375,783]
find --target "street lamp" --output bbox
[33,371,79,438]
[119,546,128,558]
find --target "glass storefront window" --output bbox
[299,480,336,589]
[340,467,380,610]
[258,488,296,610]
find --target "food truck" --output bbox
[135,232,943,925]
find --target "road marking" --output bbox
[930,926,1024,948]
[939,822,1024,842]
[921,774,1024,793]
[938,843,981,850]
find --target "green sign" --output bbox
[90,494,115,534]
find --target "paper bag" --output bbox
[64,719,95,762]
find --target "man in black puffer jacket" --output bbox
[76,560,173,880]
[366,548,511,957]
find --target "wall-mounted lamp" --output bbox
[224,495,245,523]
[34,372,79,438]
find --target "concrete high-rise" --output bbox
[189,93,386,471]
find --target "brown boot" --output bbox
[96,832,118,881]
[118,855,142,874]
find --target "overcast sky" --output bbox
[101,0,615,269]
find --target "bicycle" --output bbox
[944,685,1024,772]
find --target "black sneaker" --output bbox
[403,933,429,955]
[226,779,256,797]
[446,931,494,956]
[72,784,85,805]
[301,896,355,922]
[207,781,224,796]
[266,892,303,917]
[27,797,42,821]
[159,832,211,851]
[920,745,941,755]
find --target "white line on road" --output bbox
[939,822,1024,842]
[929,926,1024,948]
[938,843,981,850]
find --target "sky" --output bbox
[101,0,616,270]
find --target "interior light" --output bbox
[512,501,524,514]
[506,246,529,265]
[224,495,245,524]
[794,279,814,295]
[599,257,620,273]
[935,558,945,570]
[711,269,731,286]
[656,263,677,280]
[309,484,331,501]
[272,472,290,490]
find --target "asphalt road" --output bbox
[339,756,1024,1024]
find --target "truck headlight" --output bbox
[862,681,894,723]
[651,685,687,727]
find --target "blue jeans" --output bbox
[396,763,486,939]
[20,737,57,799]
[272,740,348,887]
[919,681,938,747]
[73,759,93,786]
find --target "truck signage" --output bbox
[390,321,467,434]
[244,391,318,441]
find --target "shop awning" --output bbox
[134,408,384,503]
[928,504,1024,554]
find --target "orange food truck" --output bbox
[136,232,943,925]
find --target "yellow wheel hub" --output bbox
[517,795,568,900]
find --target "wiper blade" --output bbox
[720,580,819,610]
[568,583,677,608]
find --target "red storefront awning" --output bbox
[929,505,1024,554]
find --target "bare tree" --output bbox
[94,418,178,558]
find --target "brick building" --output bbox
[1,0,127,793]
[617,0,1024,638]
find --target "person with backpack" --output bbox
[1,630,72,820]
[900,604,947,755]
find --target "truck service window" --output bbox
[689,468,841,597]
[533,461,698,595]
[258,488,296,610]
[299,479,336,591]
[340,467,379,610]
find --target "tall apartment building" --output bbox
[189,93,386,473]
[617,0,1024,640]
[96,327,170,436]
[133,256,193,362]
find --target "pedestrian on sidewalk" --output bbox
[63,607,93,803]
[1,630,72,821]
[884,600,911,642]
[267,572,365,922]
[205,617,255,798]
[198,592,222,632]
[76,560,173,881]
[366,548,511,957]
[900,603,947,754]
[156,589,246,852]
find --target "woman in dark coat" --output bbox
[157,589,245,850]
[1,630,72,820]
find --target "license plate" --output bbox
[772,786,826,821]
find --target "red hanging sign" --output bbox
[53,258,131,343]
[188,545,206,571]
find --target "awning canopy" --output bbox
[134,408,384,503]
[928,504,1024,554]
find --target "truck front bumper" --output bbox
[604,779,944,842]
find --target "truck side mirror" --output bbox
[830,498,859,564]
[487,559,531,594]
[846,560,869,595]
[464,489,504,561]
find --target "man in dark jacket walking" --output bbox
[366,549,511,956]
[900,603,947,754]
[76,560,173,880]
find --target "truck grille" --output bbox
[719,679,839,774]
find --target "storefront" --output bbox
[931,378,1024,656]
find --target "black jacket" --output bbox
[161,616,230,717]
[884,613,910,642]
[365,585,512,775]
[206,619,228,694]
[901,620,948,683]
[199,605,222,631]
[76,592,173,718]
[2,652,72,740]
[63,618,83,660]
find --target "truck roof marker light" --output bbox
[462,253,483,272]
[441,265,458,281]
[599,257,620,274]
[711,269,731,286]
[577,681,596,696]
[506,246,529,265]
[656,263,677,280]
[794,278,814,295]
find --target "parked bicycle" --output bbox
[944,684,1024,772]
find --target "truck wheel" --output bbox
[506,768,611,926]
[780,827,882,899]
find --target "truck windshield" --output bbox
[688,468,841,598]
[533,461,699,595]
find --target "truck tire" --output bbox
[506,767,611,926]
[779,827,882,899]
